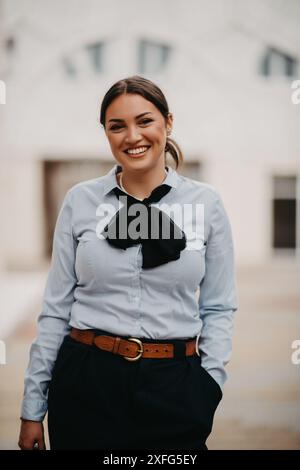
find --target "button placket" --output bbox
[130,244,142,305]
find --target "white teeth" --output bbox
[127,146,148,155]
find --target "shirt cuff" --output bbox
[21,398,48,422]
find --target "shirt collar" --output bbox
[102,163,179,197]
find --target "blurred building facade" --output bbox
[1,0,300,270]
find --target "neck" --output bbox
[118,164,168,200]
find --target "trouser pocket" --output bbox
[186,355,223,442]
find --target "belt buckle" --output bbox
[124,338,143,362]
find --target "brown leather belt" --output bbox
[70,327,198,361]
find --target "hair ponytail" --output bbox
[165,137,183,170]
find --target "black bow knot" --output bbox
[102,183,186,269]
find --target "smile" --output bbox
[124,146,150,157]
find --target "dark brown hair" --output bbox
[99,75,184,169]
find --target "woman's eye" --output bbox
[139,119,153,125]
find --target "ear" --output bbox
[167,113,173,133]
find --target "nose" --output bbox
[124,125,143,144]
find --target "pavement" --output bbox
[0,262,300,450]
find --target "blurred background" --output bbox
[0,0,299,449]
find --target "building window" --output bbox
[272,176,297,250]
[62,57,77,77]
[261,47,297,78]
[138,39,171,74]
[85,41,104,72]
[62,41,105,78]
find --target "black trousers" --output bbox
[47,329,222,450]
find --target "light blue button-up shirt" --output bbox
[21,164,238,421]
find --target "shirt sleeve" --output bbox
[21,189,77,421]
[198,189,238,391]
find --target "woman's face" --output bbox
[104,93,173,173]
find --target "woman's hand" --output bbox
[18,419,46,450]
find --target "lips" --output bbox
[124,146,151,157]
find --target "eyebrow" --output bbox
[108,112,153,123]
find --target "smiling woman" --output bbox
[19,75,238,451]
[100,77,182,201]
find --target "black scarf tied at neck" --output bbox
[102,184,186,269]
